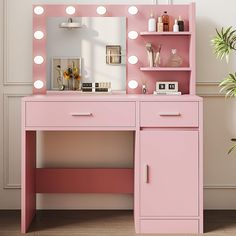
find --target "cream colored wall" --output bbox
[1,0,236,209]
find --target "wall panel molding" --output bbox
[204,185,236,189]
[3,0,32,86]
[3,93,29,189]
[196,82,225,97]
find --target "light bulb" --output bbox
[128,31,138,39]
[128,56,138,65]
[128,80,138,89]
[34,6,44,15]
[128,6,138,15]
[34,56,44,65]
[34,80,44,89]
[34,31,44,40]
[96,6,107,15]
[66,6,76,15]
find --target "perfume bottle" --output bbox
[162,11,169,31]
[167,49,183,67]
[177,16,184,31]
[142,83,147,94]
[148,12,156,32]
[173,19,179,32]
[157,16,163,32]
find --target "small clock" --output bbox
[156,82,178,92]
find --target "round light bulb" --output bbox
[34,6,44,15]
[128,31,138,40]
[128,6,138,15]
[128,80,138,89]
[128,56,138,65]
[34,80,44,89]
[96,6,107,15]
[34,56,44,65]
[34,31,44,40]
[66,6,76,15]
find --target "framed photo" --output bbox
[51,57,82,90]
[106,45,121,64]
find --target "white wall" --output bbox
[1,0,236,210]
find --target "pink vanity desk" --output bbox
[22,3,203,234]
[22,93,203,234]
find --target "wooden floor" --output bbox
[1,210,236,235]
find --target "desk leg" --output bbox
[21,131,36,233]
[134,129,140,233]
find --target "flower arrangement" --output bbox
[56,61,81,90]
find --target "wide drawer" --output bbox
[140,219,199,234]
[25,101,136,127]
[140,102,198,127]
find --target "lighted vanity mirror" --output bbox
[46,17,126,91]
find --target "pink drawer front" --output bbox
[140,219,199,234]
[140,102,198,127]
[25,101,136,127]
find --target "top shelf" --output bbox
[139,32,191,36]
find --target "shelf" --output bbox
[140,67,191,72]
[36,168,134,194]
[139,31,191,36]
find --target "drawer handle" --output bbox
[70,112,93,117]
[144,164,149,183]
[159,112,181,117]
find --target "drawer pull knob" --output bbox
[159,112,181,117]
[144,164,149,183]
[70,112,92,116]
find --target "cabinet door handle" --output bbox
[159,112,181,116]
[144,164,149,183]
[70,112,93,116]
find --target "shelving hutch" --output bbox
[127,4,195,95]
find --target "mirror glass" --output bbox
[46,17,126,91]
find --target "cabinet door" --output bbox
[140,130,198,217]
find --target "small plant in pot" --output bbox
[211,27,236,154]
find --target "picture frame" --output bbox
[106,45,121,64]
[51,57,82,90]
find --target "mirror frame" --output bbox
[33,4,141,94]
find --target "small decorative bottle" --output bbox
[162,11,169,31]
[177,16,184,31]
[167,49,183,67]
[148,12,156,32]
[142,83,147,94]
[173,19,179,32]
[157,17,163,32]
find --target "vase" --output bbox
[72,78,76,91]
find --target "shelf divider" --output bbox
[140,67,191,72]
[139,31,191,36]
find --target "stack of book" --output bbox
[153,91,182,95]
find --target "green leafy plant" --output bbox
[212,27,236,62]
[219,73,236,97]
[212,27,236,154]
[228,139,236,154]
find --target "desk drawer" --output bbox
[25,101,135,127]
[140,102,198,127]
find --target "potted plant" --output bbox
[212,27,236,154]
